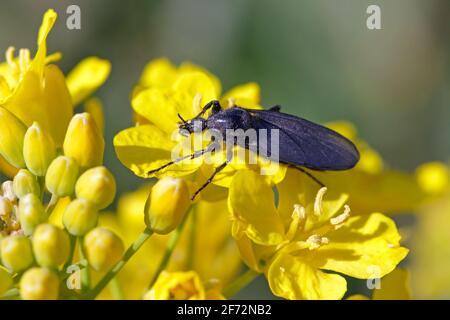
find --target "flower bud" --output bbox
[75,166,116,209]
[20,267,59,300]
[23,122,56,176]
[1,180,16,202]
[63,113,104,170]
[0,266,13,295]
[32,223,70,268]
[45,156,79,197]
[62,198,98,236]
[83,227,124,272]
[0,235,34,272]
[0,106,26,168]
[144,177,190,234]
[13,169,40,199]
[18,193,46,236]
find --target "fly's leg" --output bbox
[191,161,229,200]
[289,165,325,188]
[194,100,222,118]
[147,145,214,176]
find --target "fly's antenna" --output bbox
[177,113,187,124]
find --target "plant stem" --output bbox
[63,234,77,271]
[147,212,190,288]
[223,269,259,298]
[84,227,153,300]
[45,194,59,217]
[78,237,90,292]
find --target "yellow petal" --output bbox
[30,9,57,76]
[372,268,411,300]
[66,57,111,106]
[133,72,218,134]
[113,125,201,178]
[138,58,177,89]
[178,62,222,96]
[415,162,449,195]
[347,294,370,300]
[312,212,409,279]
[84,97,105,132]
[3,64,73,146]
[222,82,261,109]
[228,170,285,245]
[267,251,347,300]
[277,168,348,231]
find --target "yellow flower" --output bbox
[13,169,40,199]
[20,267,59,300]
[114,58,285,198]
[0,235,34,272]
[63,113,105,171]
[347,268,411,300]
[32,223,70,268]
[18,193,46,235]
[316,121,424,215]
[0,9,110,150]
[95,185,241,299]
[83,227,124,272]
[45,156,80,197]
[0,106,27,168]
[144,177,191,234]
[143,270,224,300]
[63,198,98,236]
[228,169,408,300]
[75,166,116,209]
[23,122,56,176]
[415,161,449,196]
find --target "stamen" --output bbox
[330,205,351,225]
[292,204,306,220]
[286,204,306,241]
[192,93,203,115]
[314,187,327,216]
[227,97,236,108]
[5,47,17,69]
[306,234,329,250]
[19,49,31,73]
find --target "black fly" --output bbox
[148,100,360,200]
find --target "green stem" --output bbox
[63,234,77,271]
[78,237,90,292]
[223,269,259,298]
[45,194,59,217]
[84,227,153,300]
[148,212,190,289]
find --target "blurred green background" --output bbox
[1,0,449,299]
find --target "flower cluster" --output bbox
[1,8,435,300]
[0,10,123,300]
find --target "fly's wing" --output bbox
[242,109,360,170]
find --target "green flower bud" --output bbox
[23,122,57,176]
[13,169,40,199]
[0,266,13,295]
[63,113,104,170]
[0,235,34,272]
[45,156,79,197]
[83,227,124,272]
[144,177,190,234]
[32,223,70,268]
[18,193,46,236]
[62,198,98,236]
[75,166,116,209]
[20,267,59,300]
[0,106,26,168]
